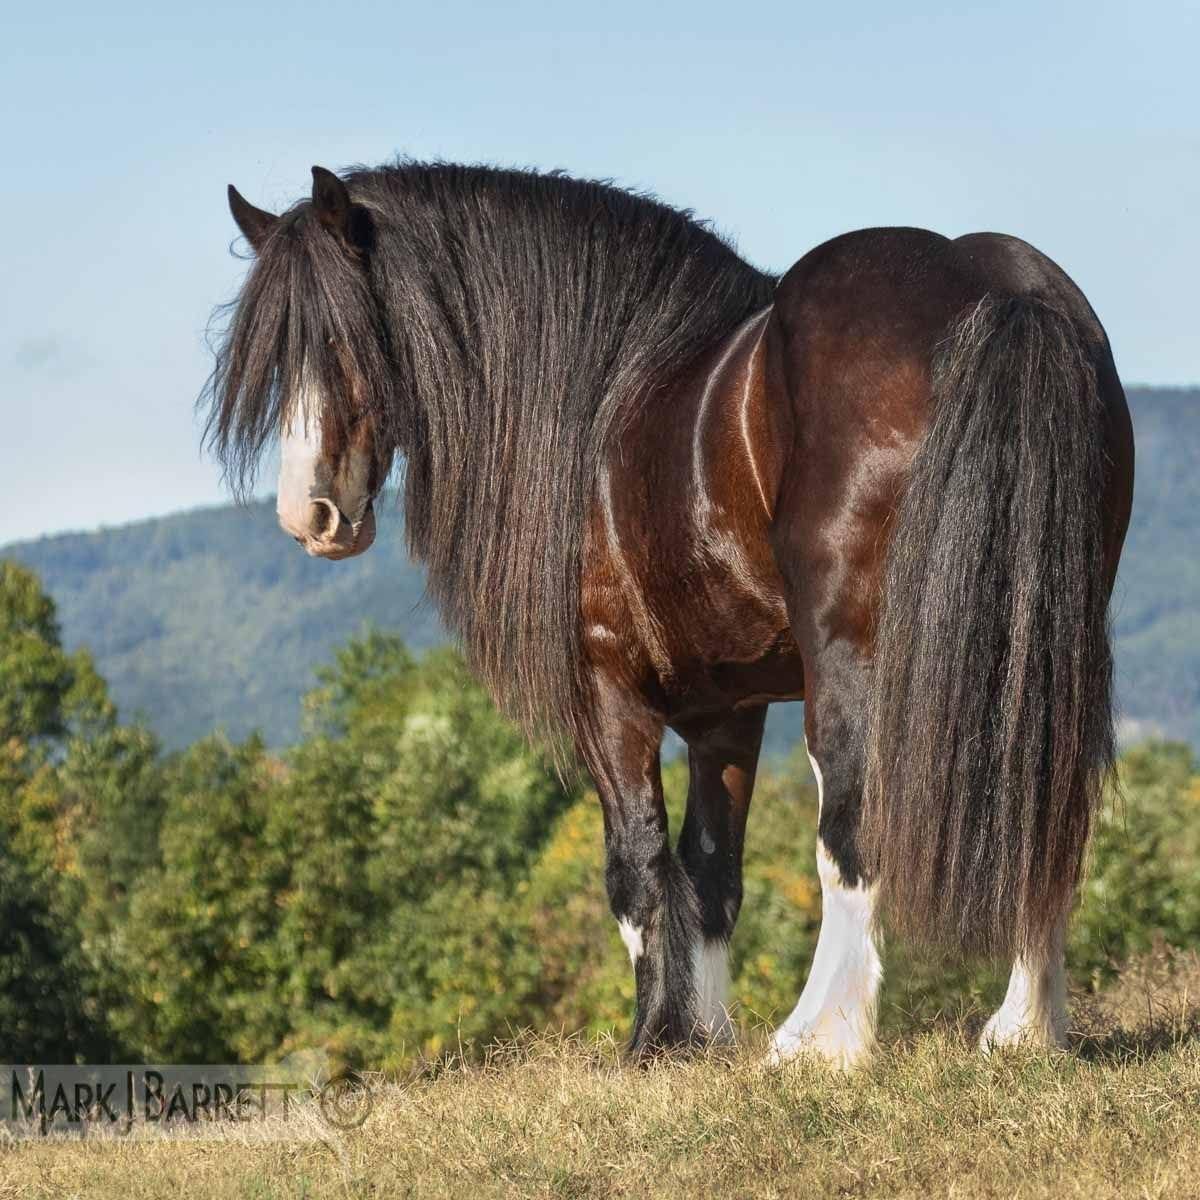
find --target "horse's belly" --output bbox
[658,592,805,725]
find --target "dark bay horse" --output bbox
[208,162,1134,1066]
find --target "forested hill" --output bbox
[1110,388,1200,746]
[3,500,444,749]
[4,386,1197,753]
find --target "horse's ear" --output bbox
[311,166,353,239]
[227,185,278,252]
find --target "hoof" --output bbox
[979,1012,1067,1055]
[765,1024,874,1073]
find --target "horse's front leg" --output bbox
[587,685,703,1058]
[675,706,767,1042]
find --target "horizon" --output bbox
[5,0,1198,546]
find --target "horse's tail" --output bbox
[862,294,1115,958]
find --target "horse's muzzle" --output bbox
[298,499,376,560]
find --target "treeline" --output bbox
[2,560,1199,1067]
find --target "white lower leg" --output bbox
[981,924,1068,1051]
[692,938,734,1041]
[768,753,883,1070]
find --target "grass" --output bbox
[4,955,1200,1200]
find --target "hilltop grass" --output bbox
[3,956,1200,1200]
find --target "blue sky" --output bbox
[3,0,1197,545]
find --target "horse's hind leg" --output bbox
[674,705,767,1041]
[981,918,1068,1052]
[768,647,883,1070]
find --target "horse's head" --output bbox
[272,367,379,561]
[211,167,393,560]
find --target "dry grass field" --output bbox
[3,953,1199,1200]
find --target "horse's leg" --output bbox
[980,918,1068,1051]
[768,650,883,1070]
[588,682,705,1058]
[675,706,767,1041]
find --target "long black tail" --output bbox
[863,295,1115,959]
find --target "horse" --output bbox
[206,161,1134,1066]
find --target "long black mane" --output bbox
[205,162,774,756]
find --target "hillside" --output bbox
[3,386,1197,753]
[1109,388,1200,745]
[2,500,444,749]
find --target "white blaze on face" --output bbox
[276,383,331,541]
[275,377,377,559]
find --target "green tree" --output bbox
[0,561,127,1061]
[113,735,279,1062]
[1071,741,1200,983]
[105,633,580,1068]
[0,839,107,1061]
[272,639,580,1065]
